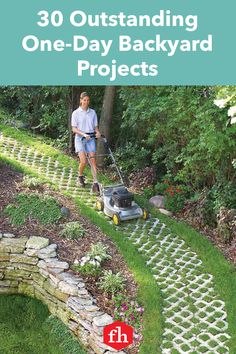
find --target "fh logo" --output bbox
[103,320,133,350]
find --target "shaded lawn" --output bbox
[0,295,86,354]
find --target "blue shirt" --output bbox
[71,107,98,136]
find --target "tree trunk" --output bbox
[97,86,116,167]
[68,86,81,153]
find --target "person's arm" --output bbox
[94,126,101,138]
[72,126,90,139]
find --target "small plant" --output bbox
[72,263,102,276]
[87,242,112,262]
[21,175,44,189]
[99,270,125,295]
[4,192,62,226]
[73,242,111,276]
[60,222,85,240]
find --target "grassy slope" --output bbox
[0,295,86,354]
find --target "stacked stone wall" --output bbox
[0,232,124,354]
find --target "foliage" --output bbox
[60,221,85,240]
[4,192,62,226]
[0,87,69,139]
[119,87,236,188]
[112,294,144,333]
[73,242,111,276]
[87,242,112,262]
[21,175,44,188]
[155,179,190,212]
[99,270,125,295]
[115,142,150,173]
[72,262,102,276]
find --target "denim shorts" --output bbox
[75,137,96,153]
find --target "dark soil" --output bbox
[0,162,138,331]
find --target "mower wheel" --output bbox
[112,213,121,226]
[95,199,104,212]
[143,208,149,220]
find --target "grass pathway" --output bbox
[0,133,231,354]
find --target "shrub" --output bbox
[155,179,190,213]
[99,270,125,295]
[114,142,150,173]
[60,222,85,240]
[4,192,62,226]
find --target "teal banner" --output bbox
[0,0,235,85]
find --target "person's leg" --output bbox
[79,152,87,177]
[88,152,97,182]
[86,139,99,193]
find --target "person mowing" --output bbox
[71,92,101,193]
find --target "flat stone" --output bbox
[159,208,173,217]
[49,273,61,286]
[48,268,64,275]
[10,254,38,265]
[1,237,28,252]
[85,305,100,312]
[0,233,2,239]
[93,314,113,327]
[67,296,94,314]
[58,281,78,296]
[0,287,18,295]
[149,195,165,209]
[77,288,89,296]
[3,233,15,238]
[26,236,49,250]
[0,253,10,262]
[4,269,31,279]
[24,248,38,257]
[11,263,38,273]
[0,280,19,287]
[44,258,69,270]
[38,260,48,269]
[37,244,57,259]
[58,272,81,285]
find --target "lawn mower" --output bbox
[82,134,149,225]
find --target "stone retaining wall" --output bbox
[0,232,125,354]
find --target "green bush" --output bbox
[4,192,62,226]
[60,222,85,240]
[155,179,190,213]
[115,142,150,173]
[99,270,125,295]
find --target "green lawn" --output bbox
[0,295,86,354]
